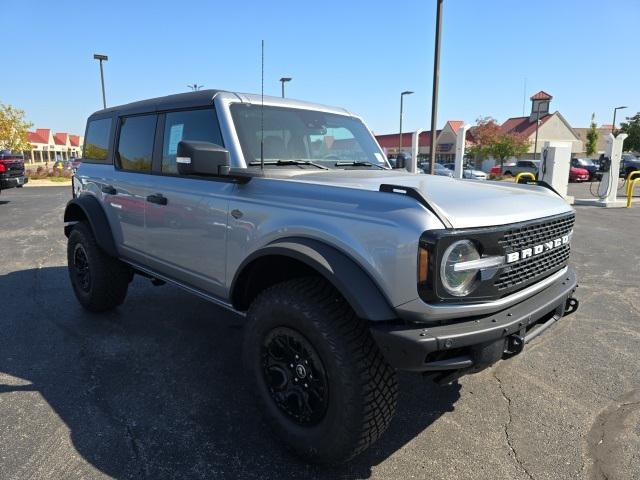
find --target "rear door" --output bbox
[108,114,158,263]
[144,107,233,297]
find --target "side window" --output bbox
[83,118,112,163]
[162,109,223,174]
[116,114,157,172]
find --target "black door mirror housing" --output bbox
[176,141,231,176]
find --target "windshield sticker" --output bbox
[374,152,385,163]
[168,124,184,155]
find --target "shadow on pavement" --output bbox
[0,200,10,205]
[0,266,460,479]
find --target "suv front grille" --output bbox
[494,213,575,291]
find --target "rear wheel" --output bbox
[67,222,130,312]
[243,277,398,464]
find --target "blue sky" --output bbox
[1,0,638,136]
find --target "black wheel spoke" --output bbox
[261,327,328,426]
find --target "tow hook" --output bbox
[565,297,579,315]
[505,334,525,355]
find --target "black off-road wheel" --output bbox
[67,222,130,312]
[243,277,398,464]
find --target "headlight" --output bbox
[440,240,480,296]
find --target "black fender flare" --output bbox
[231,237,397,321]
[63,195,118,257]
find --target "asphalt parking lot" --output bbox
[0,185,638,480]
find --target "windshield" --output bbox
[230,104,387,169]
[578,158,594,166]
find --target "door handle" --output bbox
[101,185,117,195]
[146,193,168,205]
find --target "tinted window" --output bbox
[83,118,112,163]
[162,109,223,174]
[117,115,157,172]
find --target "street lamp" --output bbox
[612,106,627,134]
[187,84,204,91]
[280,77,292,98]
[399,91,414,159]
[93,53,108,109]
[428,0,444,175]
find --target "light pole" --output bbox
[428,0,444,175]
[612,106,627,134]
[93,54,108,109]
[399,91,414,158]
[187,84,203,91]
[280,77,292,98]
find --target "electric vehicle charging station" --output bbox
[453,124,471,179]
[575,133,628,207]
[539,141,573,203]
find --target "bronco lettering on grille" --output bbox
[506,234,570,264]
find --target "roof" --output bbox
[27,130,48,144]
[54,133,68,145]
[375,130,442,148]
[89,89,353,119]
[69,135,80,147]
[500,114,553,138]
[530,90,553,100]
[446,120,464,133]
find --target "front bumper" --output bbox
[371,267,578,372]
[0,176,28,189]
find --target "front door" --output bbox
[144,108,232,297]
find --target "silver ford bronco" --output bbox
[64,90,578,464]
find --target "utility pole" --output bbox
[280,77,292,98]
[428,0,444,174]
[399,91,414,158]
[532,101,541,160]
[93,54,108,109]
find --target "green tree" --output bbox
[619,112,640,152]
[0,102,33,152]
[585,113,599,157]
[467,116,530,174]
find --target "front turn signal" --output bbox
[418,246,429,283]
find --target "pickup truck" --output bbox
[0,151,28,192]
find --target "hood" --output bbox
[285,169,572,229]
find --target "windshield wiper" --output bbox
[335,161,386,169]
[248,160,329,170]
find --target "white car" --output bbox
[443,163,487,180]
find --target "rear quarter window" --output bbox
[83,118,113,163]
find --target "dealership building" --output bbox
[24,128,83,163]
[375,91,586,168]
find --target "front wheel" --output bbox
[243,277,398,464]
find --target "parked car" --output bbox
[570,158,599,180]
[424,163,454,177]
[620,154,640,178]
[502,160,540,177]
[489,162,515,178]
[0,150,28,192]
[569,166,590,182]
[65,89,578,464]
[442,162,487,180]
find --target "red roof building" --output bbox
[23,128,83,163]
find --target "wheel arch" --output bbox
[230,237,397,322]
[64,195,118,257]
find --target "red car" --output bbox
[569,166,590,182]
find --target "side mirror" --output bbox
[176,140,230,176]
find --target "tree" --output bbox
[468,116,530,173]
[0,102,32,152]
[619,112,640,152]
[585,113,599,157]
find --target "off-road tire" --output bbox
[67,222,130,312]
[243,277,398,464]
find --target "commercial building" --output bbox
[24,129,83,163]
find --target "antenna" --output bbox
[260,40,264,170]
